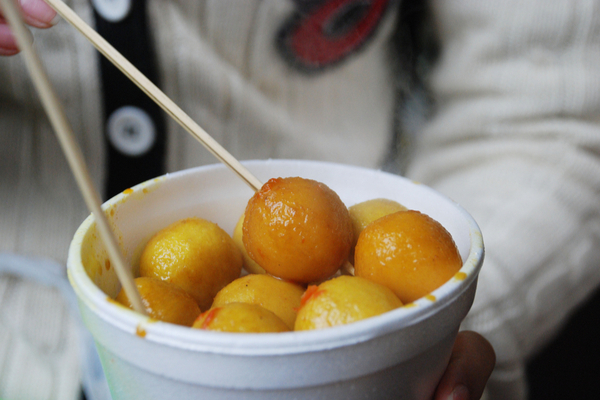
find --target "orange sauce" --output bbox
[201,308,221,330]
[454,272,467,281]
[297,285,325,311]
[136,324,147,338]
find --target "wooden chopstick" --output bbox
[0,0,147,315]
[44,0,263,192]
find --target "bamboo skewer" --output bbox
[44,0,263,192]
[0,0,147,315]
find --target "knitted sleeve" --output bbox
[405,1,600,398]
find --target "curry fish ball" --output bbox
[243,177,353,283]
[232,213,266,275]
[212,274,305,329]
[295,275,402,331]
[116,277,201,327]
[139,217,243,310]
[348,198,407,245]
[192,303,290,333]
[354,210,462,304]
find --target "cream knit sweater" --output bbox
[1,1,599,399]
[409,0,600,397]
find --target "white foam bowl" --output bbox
[67,160,484,400]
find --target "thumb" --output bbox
[434,331,496,400]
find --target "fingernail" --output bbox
[19,0,57,27]
[447,385,469,400]
[49,12,60,26]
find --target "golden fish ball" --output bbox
[348,198,407,245]
[192,303,290,333]
[115,277,201,326]
[139,217,242,310]
[212,274,305,329]
[354,210,462,304]
[243,177,353,283]
[232,213,266,275]
[294,275,402,331]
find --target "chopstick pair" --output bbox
[0,0,263,314]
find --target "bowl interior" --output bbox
[68,159,483,354]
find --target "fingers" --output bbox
[0,0,57,56]
[0,23,19,55]
[2,0,57,28]
[434,331,496,400]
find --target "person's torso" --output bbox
[0,0,402,262]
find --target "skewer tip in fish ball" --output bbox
[243,177,353,283]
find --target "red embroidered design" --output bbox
[277,0,394,72]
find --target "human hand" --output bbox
[0,0,56,55]
[433,331,496,400]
